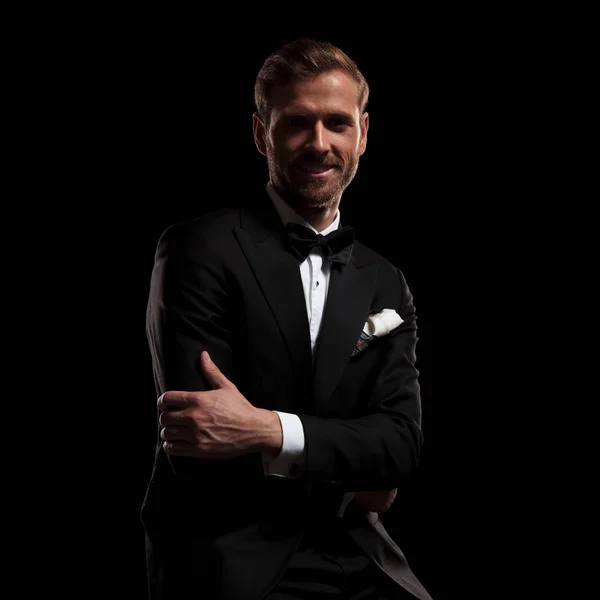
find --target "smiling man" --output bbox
[253,68,368,230]
[142,38,433,600]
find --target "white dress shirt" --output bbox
[262,181,341,479]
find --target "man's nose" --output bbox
[306,122,330,153]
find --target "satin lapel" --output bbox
[233,222,313,387]
[313,257,378,412]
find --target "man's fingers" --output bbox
[200,351,231,390]
[355,489,398,514]
[163,441,194,456]
[160,426,191,442]
[159,410,187,427]
[157,391,195,412]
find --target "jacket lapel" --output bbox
[231,188,378,414]
[313,254,378,412]
[233,205,313,393]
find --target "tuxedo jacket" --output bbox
[141,187,432,599]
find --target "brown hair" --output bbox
[254,37,370,126]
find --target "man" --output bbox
[142,37,433,599]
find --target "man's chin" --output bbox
[287,178,336,203]
[290,188,336,210]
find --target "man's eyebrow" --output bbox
[281,110,355,121]
[327,112,355,121]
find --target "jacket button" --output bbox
[289,463,300,477]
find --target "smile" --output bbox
[293,164,336,178]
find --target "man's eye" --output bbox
[329,119,349,128]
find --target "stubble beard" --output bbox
[266,149,360,214]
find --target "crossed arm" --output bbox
[147,222,418,514]
[157,350,398,514]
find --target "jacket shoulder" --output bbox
[353,239,404,279]
[155,208,243,254]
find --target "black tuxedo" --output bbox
[141,188,432,599]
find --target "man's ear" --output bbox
[359,112,369,156]
[252,112,267,156]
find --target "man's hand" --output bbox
[158,351,282,459]
[354,489,398,514]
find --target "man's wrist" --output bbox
[254,409,283,458]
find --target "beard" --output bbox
[266,147,360,212]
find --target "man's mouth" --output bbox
[293,163,337,175]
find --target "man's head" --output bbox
[253,38,370,221]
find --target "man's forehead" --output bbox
[278,102,356,119]
[271,71,360,115]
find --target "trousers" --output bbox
[264,518,414,599]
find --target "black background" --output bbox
[123,34,442,596]
[99,33,446,599]
[39,16,541,599]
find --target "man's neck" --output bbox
[270,183,341,233]
[291,205,339,232]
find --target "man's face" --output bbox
[253,70,369,212]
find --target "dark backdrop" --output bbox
[72,28,481,600]
[15,7,557,597]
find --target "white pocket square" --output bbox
[351,308,403,357]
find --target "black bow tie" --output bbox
[285,222,355,265]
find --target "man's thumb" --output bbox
[200,351,228,389]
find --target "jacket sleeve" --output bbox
[299,267,424,491]
[146,219,240,476]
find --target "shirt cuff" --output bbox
[262,411,306,478]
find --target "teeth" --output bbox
[297,165,330,173]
